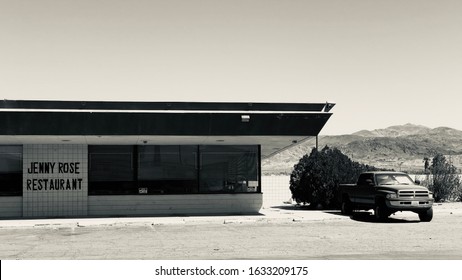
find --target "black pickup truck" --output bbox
[339,171,434,222]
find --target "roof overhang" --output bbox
[0,100,334,158]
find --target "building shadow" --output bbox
[0,212,265,222]
[269,204,313,211]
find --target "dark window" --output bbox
[357,173,374,186]
[0,146,22,196]
[88,145,261,195]
[199,145,259,193]
[138,145,198,194]
[88,146,136,195]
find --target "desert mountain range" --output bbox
[262,123,462,175]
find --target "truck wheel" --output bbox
[418,208,433,222]
[375,204,389,221]
[341,200,353,216]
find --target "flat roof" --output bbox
[0,100,333,113]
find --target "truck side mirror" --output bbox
[415,179,421,185]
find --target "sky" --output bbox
[1,0,461,135]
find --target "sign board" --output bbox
[23,144,88,217]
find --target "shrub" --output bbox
[428,154,461,202]
[458,186,462,202]
[289,146,379,208]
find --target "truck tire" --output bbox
[341,200,353,216]
[375,204,389,221]
[418,207,433,222]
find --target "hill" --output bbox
[352,123,431,137]
[262,124,462,175]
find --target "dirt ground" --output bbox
[0,203,461,260]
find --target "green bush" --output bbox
[289,146,379,208]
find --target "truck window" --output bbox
[376,174,414,185]
[376,174,395,185]
[357,173,374,186]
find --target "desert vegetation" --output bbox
[421,154,461,202]
[289,146,380,208]
[289,148,462,208]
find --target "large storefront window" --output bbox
[199,146,259,193]
[89,146,136,195]
[88,145,260,195]
[138,146,198,194]
[0,145,22,196]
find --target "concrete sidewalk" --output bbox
[0,203,459,229]
[0,205,346,228]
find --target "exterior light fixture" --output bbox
[241,115,250,122]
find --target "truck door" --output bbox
[354,173,376,205]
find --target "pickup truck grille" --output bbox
[398,190,429,198]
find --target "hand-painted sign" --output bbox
[26,161,83,191]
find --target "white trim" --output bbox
[0,108,329,114]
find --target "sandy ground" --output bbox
[0,203,461,259]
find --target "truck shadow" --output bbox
[269,205,421,223]
[349,212,420,224]
[322,210,421,223]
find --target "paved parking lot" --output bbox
[1,203,461,259]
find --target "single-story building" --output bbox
[0,100,334,218]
